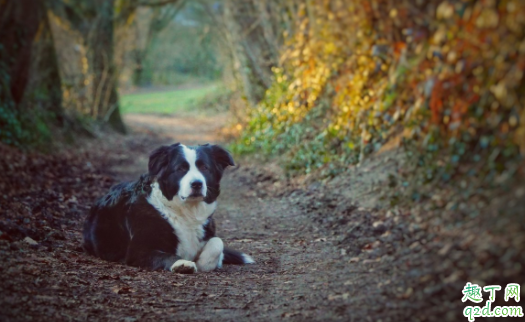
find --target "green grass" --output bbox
[120,83,225,114]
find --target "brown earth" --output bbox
[0,112,523,322]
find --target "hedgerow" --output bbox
[232,0,525,179]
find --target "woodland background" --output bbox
[1,0,525,320]
[2,0,525,182]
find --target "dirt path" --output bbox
[112,114,393,321]
[1,113,523,322]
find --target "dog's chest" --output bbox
[171,218,206,260]
[156,207,207,261]
[146,184,217,261]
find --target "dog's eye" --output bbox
[199,164,208,171]
[176,165,187,172]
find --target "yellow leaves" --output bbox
[276,74,288,83]
[432,26,447,44]
[475,8,499,29]
[509,116,518,128]
[446,50,458,64]
[324,42,337,55]
[490,82,513,108]
[389,8,398,18]
[237,0,525,169]
[357,55,369,66]
[287,102,295,113]
[361,129,372,143]
[436,1,455,20]
[302,46,312,57]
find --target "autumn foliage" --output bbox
[233,0,525,176]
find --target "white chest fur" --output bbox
[147,182,217,261]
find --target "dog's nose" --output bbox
[191,180,203,189]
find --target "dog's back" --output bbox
[83,176,153,261]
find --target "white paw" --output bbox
[170,260,197,274]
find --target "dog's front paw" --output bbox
[170,260,197,274]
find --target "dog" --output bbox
[83,143,254,273]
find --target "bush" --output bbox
[232,0,525,179]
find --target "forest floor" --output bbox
[0,111,523,322]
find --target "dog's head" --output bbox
[148,143,234,203]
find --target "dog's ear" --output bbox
[149,143,180,176]
[210,144,235,170]
[149,146,170,176]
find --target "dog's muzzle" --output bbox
[188,180,204,198]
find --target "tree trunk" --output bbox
[1,0,42,106]
[91,0,126,133]
[0,0,64,145]
[223,0,258,105]
[255,0,279,64]
[28,5,64,122]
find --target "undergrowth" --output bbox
[231,0,525,185]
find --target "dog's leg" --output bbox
[170,259,198,274]
[124,229,196,273]
[196,237,224,272]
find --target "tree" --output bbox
[132,2,186,86]
[91,0,126,133]
[53,0,182,133]
[1,0,186,145]
[52,0,129,133]
[0,0,64,146]
[200,0,291,105]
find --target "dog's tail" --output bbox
[223,248,255,265]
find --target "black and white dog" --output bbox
[83,143,254,273]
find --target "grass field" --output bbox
[120,83,225,114]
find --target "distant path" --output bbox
[124,113,227,144]
[120,83,211,95]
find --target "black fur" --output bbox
[223,248,249,265]
[83,175,183,270]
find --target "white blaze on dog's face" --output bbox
[178,145,206,201]
[148,143,235,204]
